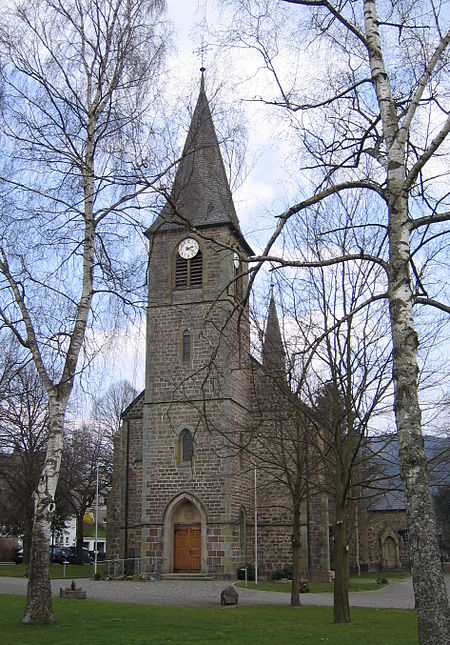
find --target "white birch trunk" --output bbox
[364,2,450,643]
[22,397,66,624]
[21,169,95,623]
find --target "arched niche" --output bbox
[380,525,401,570]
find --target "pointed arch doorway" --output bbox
[162,493,208,574]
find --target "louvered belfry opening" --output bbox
[175,250,203,288]
[189,252,202,286]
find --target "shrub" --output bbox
[271,565,293,580]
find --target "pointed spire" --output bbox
[262,294,286,378]
[147,70,253,255]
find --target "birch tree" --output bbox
[221,1,449,642]
[0,0,168,624]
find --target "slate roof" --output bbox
[365,435,449,511]
[147,73,253,256]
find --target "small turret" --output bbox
[262,294,286,378]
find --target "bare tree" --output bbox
[218,1,449,641]
[433,486,450,562]
[91,380,138,491]
[0,0,169,624]
[264,222,393,621]
[247,343,316,607]
[57,424,110,564]
[93,380,138,441]
[293,203,393,622]
[0,364,48,564]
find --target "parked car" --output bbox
[89,550,106,562]
[50,546,69,563]
[64,546,93,564]
[13,548,23,564]
[13,545,94,565]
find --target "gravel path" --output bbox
[2,575,449,609]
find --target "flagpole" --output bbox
[254,466,258,585]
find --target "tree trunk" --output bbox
[75,510,86,565]
[22,504,34,566]
[333,499,350,624]
[22,399,65,625]
[290,500,302,607]
[364,4,450,642]
[388,201,450,643]
[22,515,54,625]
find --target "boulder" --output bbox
[221,585,239,605]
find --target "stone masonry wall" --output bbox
[365,510,409,571]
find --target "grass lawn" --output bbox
[0,563,92,580]
[237,572,410,594]
[0,595,417,645]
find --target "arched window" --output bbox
[180,428,193,462]
[175,249,203,288]
[181,329,191,364]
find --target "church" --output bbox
[107,73,335,580]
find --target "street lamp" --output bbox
[254,466,258,585]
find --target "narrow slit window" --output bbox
[239,507,247,555]
[181,428,193,462]
[234,260,244,301]
[182,329,191,364]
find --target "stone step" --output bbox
[160,573,215,581]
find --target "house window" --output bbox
[181,329,191,364]
[175,250,203,288]
[181,428,193,462]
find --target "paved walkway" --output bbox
[1,575,449,609]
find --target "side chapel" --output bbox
[107,73,331,579]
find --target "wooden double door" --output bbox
[174,523,201,572]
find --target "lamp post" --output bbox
[254,466,258,585]
[94,460,99,576]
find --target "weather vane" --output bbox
[197,37,207,74]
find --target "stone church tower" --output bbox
[107,74,330,579]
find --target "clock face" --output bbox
[178,238,199,259]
